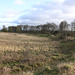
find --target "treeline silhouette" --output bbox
[1,20,75,38]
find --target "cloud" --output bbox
[64,0,75,6]
[0,9,21,26]
[3,10,19,18]
[13,0,65,25]
[1,0,75,26]
[14,0,25,5]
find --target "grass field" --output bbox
[0,32,60,52]
[0,32,75,75]
[0,32,50,51]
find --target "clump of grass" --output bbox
[57,62,75,75]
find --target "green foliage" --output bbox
[8,26,16,32]
[1,28,8,32]
[16,26,22,33]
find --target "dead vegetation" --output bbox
[0,32,50,51]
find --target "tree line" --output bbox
[1,20,75,38]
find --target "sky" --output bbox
[0,0,75,27]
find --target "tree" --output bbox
[51,23,58,31]
[71,20,75,37]
[1,25,8,32]
[36,25,42,31]
[16,25,22,33]
[59,21,68,38]
[8,26,16,32]
[30,26,37,31]
[23,25,29,31]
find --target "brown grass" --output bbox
[0,32,59,52]
[0,32,50,51]
[57,62,75,75]
[0,32,62,75]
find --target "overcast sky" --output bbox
[0,0,75,27]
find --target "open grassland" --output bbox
[0,32,75,75]
[0,32,60,52]
[0,32,50,51]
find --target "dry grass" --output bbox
[0,32,59,52]
[0,32,65,75]
[0,67,34,75]
[57,62,75,75]
[0,32,51,52]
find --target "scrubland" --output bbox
[0,32,75,75]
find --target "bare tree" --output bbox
[59,21,68,38]
[71,20,75,37]
[23,25,29,31]
[36,25,42,31]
